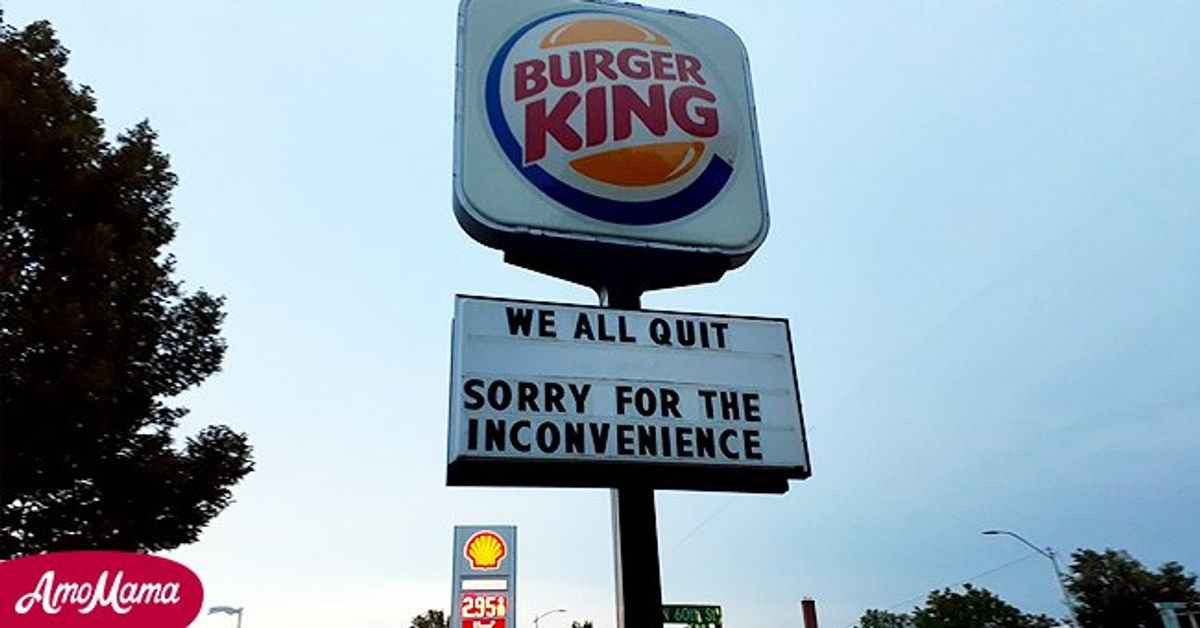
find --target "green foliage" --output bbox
[0,18,253,557]
[858,608,913,628]
[912,584,1058,628]
[859,585,1059,628]
[1066,548,1200,628]
[411,609,447,628]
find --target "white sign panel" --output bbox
[447,296,808,492]
[453,0,769,265]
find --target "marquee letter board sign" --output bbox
[446,296,809,493]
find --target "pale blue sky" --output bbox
[7,1,1199,626]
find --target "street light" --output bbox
[208,605,244,628]
[982,529,1074,625]
[533,608,568,628]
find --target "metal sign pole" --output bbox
[599,286,664,628]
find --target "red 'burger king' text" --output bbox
[512,46,719,163]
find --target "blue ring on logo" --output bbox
[485,11,734,226]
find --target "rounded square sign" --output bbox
[454,0,769,270]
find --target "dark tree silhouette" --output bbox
[858,609,914,628]
[1066,549,1199,628]
[411,609,447,628]
[0,18,253,557]
[911,584,1059,627]
[858,584,1060,628]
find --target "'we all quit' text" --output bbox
[504,306,731,349]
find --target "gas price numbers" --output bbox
[461,592,508,627]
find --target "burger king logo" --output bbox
[486,11,740,226]
[464,531,508,570]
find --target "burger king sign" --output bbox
[454,0,769,289]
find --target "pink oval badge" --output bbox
[0,550,203,627]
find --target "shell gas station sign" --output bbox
[451,526,517,628]
[454,0,769,289]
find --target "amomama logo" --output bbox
[487,11,741,226]
[0,551,203,627]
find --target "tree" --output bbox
[411,609,447,628]
[911,585,1058,628]
[858,609,913,628]
[859,585,1059,628]
[0,18,253,557]
[1066,548,1200,628]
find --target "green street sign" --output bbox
[662,604,723,628]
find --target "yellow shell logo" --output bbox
[464,531,507,570]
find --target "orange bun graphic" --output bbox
[540,19,670,48]
[570,141,705,187]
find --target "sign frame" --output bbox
[453,0,772,292]
[450,526,518,628]
[445,294,809,494]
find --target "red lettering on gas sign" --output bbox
[461,591,508,628]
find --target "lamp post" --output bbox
[533,608,568,628]
[207,605,244,628]
[982,529,1074,625]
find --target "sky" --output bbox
[6,1,1200,626]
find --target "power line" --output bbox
[667,501,732,555]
